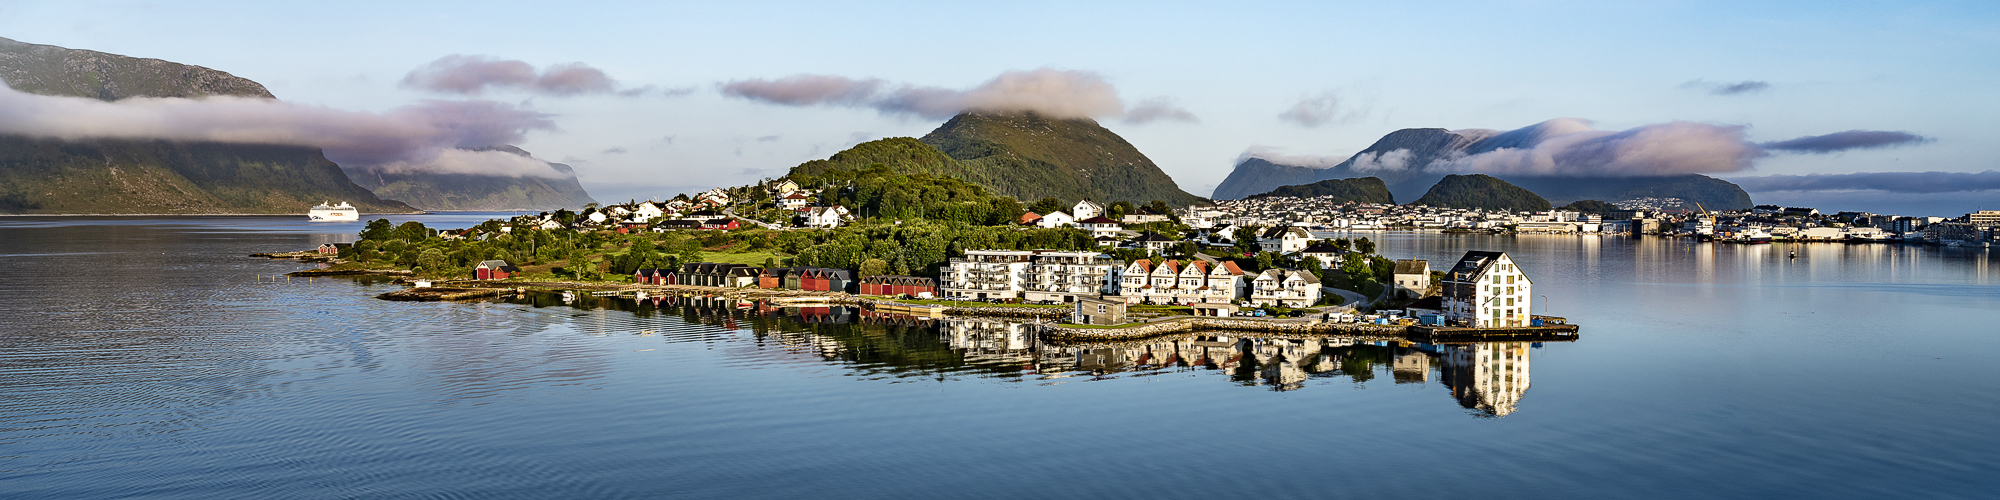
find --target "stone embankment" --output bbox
[1043,318,1579,343]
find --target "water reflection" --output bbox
[493,293,1554,417]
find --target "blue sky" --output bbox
[3,0,1995,215]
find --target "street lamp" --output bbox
[1540,294,1549,315]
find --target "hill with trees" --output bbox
[1557,199,1619,215]
[1411,174,1551,212]
[917,112,1205,207]
[1247,177,1395,204]
[349,146,596,211]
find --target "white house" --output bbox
[803,206,848,228]
[1248,269,1321,308]
[779,192,812,211]
[1037,211,1076,229]
[1072,200,1103,221]
[1441,251,1533,327]
[633,201,665,221]
[1076,216,1123,237]
[1259,226,1312,254]
[1391,259,1430,299]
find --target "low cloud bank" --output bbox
[1681,79,1771,95]
[1761,130,1932,153]
[0,81,567,178]
[1239,118,1933,178]
[402,55,665,98]
[720,68,1195,124]
[1732,170,2000,193]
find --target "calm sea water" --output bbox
[2,215,1997,499]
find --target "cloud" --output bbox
[660,135,676,145]
[1278,92,1358,127]
[401,55,642,97]
[0,81,561,177]
[722,68,1152,121]
[755,135,782,142]
[1761,130,1932,153]
[1348,149,1412,172]
[602,147,627,154]
[1436,119,1764,177]
[369,148,568,178]
[1124,96,1198,124]
[1236,145,1347,169]
[1730,170,2000,193]
[1682,79,1771,95]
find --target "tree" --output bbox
[1108,201,1135,221]
[1355,237,1377,255]
[394,221,430,242]
[764,256,778,268]
[417,248,446,271]
[352,240,378,262]
[859,258,889,277]
[1331,238,1351,251]
[1255,252,1274,271]
[360,219,393,241]
[1145,200,1177,222]
[1028,197,1064,216]
[1232,226,1262,255]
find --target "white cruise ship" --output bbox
[308,201,360,222]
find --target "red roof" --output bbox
[1019,212,1043,224]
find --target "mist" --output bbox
[721,68,1194,123]
[0,81,566,178]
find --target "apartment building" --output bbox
[1441,251,1533,327]
[941,250,1123,303]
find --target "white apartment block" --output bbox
[941,250,1123,303]
[1248,269,1321,308]
[1117,259,1248,305]
[1441,251,1534,327]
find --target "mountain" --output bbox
[1411,174,1551,212]
[918,112,1204,207]
[346,146,596,211]
[1247,177,1395,204]
[0,36,417,214]
[1212,126,1755,210]
[1211,158,1323,200]
[788,137,960,179]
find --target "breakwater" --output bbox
[1041,317,1578,343]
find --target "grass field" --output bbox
[693,251,790,266]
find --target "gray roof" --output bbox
[1393,259,1429,275]
[1447,251,1506,277]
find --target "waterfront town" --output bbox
[314,176,1994,335]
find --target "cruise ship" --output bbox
[307,201,360,222]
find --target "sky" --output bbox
[2,0,1996,216]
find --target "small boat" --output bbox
[308,201,360,222]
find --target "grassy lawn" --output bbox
[695,251,790,266]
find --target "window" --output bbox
[1507,275,1515,284]
[1506,298,1514,306]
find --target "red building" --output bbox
[859,275,937,297]
[475,260,519,280]
[701,218,740,230]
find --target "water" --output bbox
[2,216,1997,499]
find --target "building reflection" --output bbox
[495,292,1553,417]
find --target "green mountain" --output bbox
[788,137,959,179]
[346,146,596,211]
[1247,177,1395,204]
[0,36,417,214]
[1504,175,1752,211]
[1557,200,1619,215]
[1412,174,1551,212]
[917,112,1204,207]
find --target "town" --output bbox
[306,173,1996,335]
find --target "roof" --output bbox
[1300,243,1347,254]
[1129,258,1152,272]
[1393,259,1429,275]
[1447,251,1507,277]
[1019,212,1042,224]
[1078,216,1119,224]
[1260,226,1310,239]
[1128,231,1178,243]
[1215,261,1246,275]
[476,260,512,269]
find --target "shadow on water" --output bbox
[490,291,1557,418]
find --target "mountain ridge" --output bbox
[0,36,420,214]
[1215,125,1755,209]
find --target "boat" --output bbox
[307,201,360,222]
